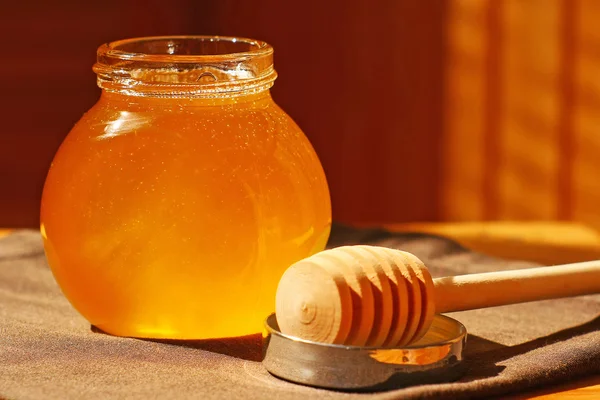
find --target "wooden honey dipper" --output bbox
[275,245,600,347]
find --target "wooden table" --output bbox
[2,223,598,399]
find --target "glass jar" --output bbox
[40,36,331,340]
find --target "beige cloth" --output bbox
[2,227,599,399]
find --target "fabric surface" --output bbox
[2,227,599,399]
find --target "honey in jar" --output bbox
[40,36,331,339]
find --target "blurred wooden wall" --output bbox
[443,0,600,227]
[3,0,600,228]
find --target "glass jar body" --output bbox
[41,90,331,339]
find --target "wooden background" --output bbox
[2,0,600,228]
[443,0,600,226]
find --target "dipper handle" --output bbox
[434,260,600,313]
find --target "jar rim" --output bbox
[98,35,273,64]
[94,36,277,98]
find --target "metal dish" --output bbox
[262,313,467,391]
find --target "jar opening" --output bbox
[94,36,276,98]
[107,36,270,61]
[116,38,256,55]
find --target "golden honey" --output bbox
[40,37,331,339]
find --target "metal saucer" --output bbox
[262,313,467,391]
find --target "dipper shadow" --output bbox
[461,314,600,381]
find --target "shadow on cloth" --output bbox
[461,314,600,382]
[89,314,600,374]
[91,325,263,362]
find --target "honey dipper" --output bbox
[275,245,600,347]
